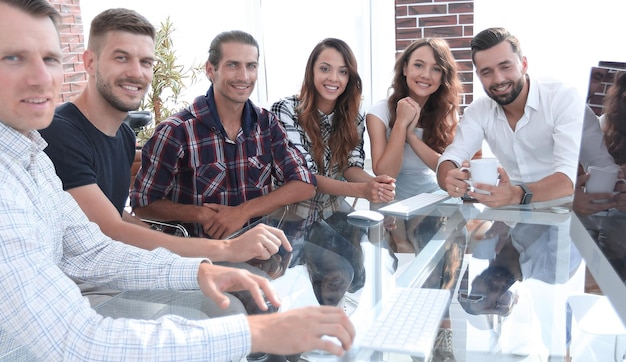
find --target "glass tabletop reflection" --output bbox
[92,198,611,362]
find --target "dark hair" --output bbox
[470,27,522,64]
[603,70,626,164]
[207,30,259,67]
[459,265,516,316]
[388,38,461,153]
[297,38,362,173]
[0,0,60,26]
[88,8,155,54]
[305,214,366,301]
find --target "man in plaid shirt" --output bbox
[131,30,316,239]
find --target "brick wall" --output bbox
[394,0,475,113]
[49,0,86,103]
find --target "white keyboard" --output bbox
[360,287,450,359]
[378,192,450,216]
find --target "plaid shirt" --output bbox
[0,123,251,361]
[131,88,315,237]
[271,96,365,219]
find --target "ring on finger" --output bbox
[455,186,459,193]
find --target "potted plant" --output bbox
[129,17,203,185]
[135,17,204,147]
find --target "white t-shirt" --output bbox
[367,99,440,201]
[438,75,583,185]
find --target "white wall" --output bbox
[473,0,625,99]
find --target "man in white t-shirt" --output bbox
[437,27,583,208]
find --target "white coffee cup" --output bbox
[586,166,625,195]
[460,158,499,194]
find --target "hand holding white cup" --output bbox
[459,158,499,195]
[585,166,626,203]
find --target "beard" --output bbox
[96,71,145,112]
[485,74,525,106]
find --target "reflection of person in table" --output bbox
[386,213,446,254]
[460,222,582,316]
[305,213,366,306]
[421,216,466,292]
[460,225,520,317]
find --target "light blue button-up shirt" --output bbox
[0,123,250,361]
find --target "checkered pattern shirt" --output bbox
[271,96,365,219]
[131,88,315,237]
[0,123,251,361]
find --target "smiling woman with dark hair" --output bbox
[272,38,396,221]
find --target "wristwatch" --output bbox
[519,184,533,204]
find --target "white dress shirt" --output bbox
[0,123,250,361]
[438,75,584,185]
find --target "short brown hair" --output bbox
[0,0,60,27]
[88,8,155,54]
[470,27,522,65]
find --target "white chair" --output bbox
[568,293,626,362]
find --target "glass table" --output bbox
[88,200,469,362]
[5,197,622,362]
[91,198,596,361]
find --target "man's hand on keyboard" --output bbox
[248,305,355,356]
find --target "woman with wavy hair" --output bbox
[599,70,626,212]
[602,70,626,166]
[367,38,462,201]
[272,38,395,220]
